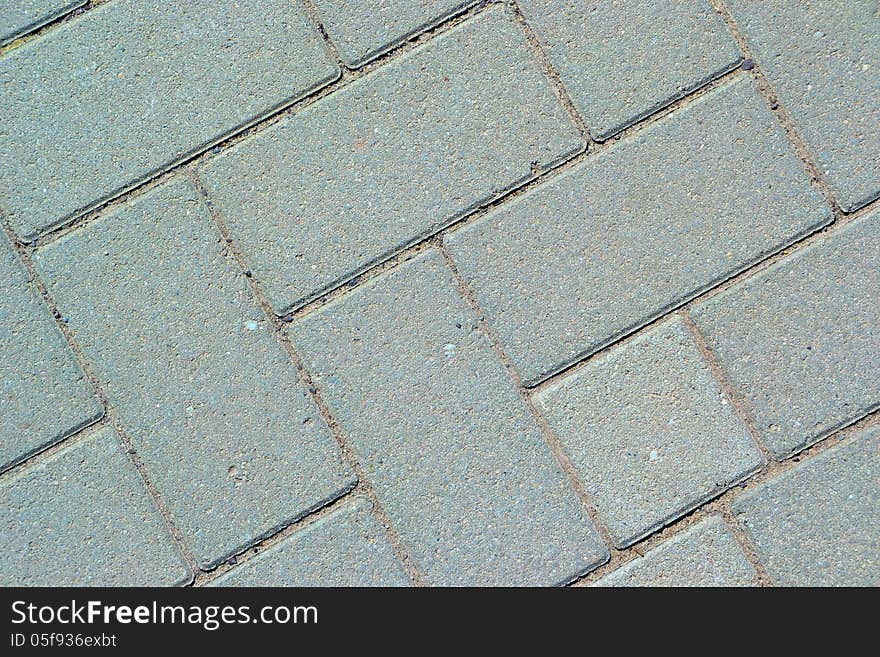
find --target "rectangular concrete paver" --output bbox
[0,425,191,586]
[201,5,582,315]
[0,0,84,45]
[593,517,758,587]
[0,0,338,240]
[0,232,102,472]
[32,178,355,569]
[288,251,607,586]
[691,212,880,458]
[534,317,762,547]
[211,497,410,587]
[518,0,742,140]
[445,76,831,386]
[732,425,880,586]
[727,0,880,211]
[312,0,478,67]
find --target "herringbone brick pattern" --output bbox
[1,0,877,586]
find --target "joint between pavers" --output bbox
[0,0,97,53]
[524,200,847,397]
[16,0,735,256]
[25,25,743,324]
[718,508,773,586]
[567,383,880,585]
[0,416,111,485]
[0,406,105,478]
[0,216,199,584]
[187,168,425,587]
[17,64,343,246]
[774,403,880,463]
[195,478,359,576]
[0,218,106,474]
[711,0,843,219]
[274,138,586,320]
[6,0,874,589]
[277,70,753,329]
[192,485,368,586]
[680,311,774,464]
[7,0,494,248]
[569,509,727,587]
[299,0,348,70]
[305,0,490,70]
[437,241,616,568]
[579,411,880,587]
[509,0,592,142]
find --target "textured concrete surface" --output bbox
[594,517,758,587]
[733,426,880,586]
[0,0,337,239]
[518,0,742,140]
[289,251,607,585]
[0,425,190,586]
[211,498,410,587]
[32,179,354,569]
[312,0,478,67]
[692,212,880,458]
[201,6,581,315]
[726,0,880,212]
[0,232,102,472]
[1,0,876,587]
[535,318,762,547]
[446,76,830,386]
[0,0,83,45]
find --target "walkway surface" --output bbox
[1,0,878,587]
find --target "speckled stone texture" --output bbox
[289,251,608,586]
[0,0,338,240]
[200,5,582,315]
[692,212,880,458]
[211,497,410,587]
[733,426,880,586]
[594,517,758,587]
[2,0,877,589]
[311,0,478,67]
[32,178,354,569]
[0,232,101,472]
[0,425,190,586]
[727,0,880,211]
[445,76,831,386]
[0,0,84,45]
[518,0,742,140]
[534,317,762,547]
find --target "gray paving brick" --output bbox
[518,0,742,140]
[32,178,354,569]
[0,0,84,45]
[691,213,880,458]
[312,0,478,67]
[727,0,880,211]
[594,517,758,587]
[0,232,101,473]
[0,425,190,586]
[201,5,582,316]
[534,317,762,547]
[732,426,880,586]
[288,251,607,585]
[0,0,338,240]
[211,497,410,586]
[445,76,831,386]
